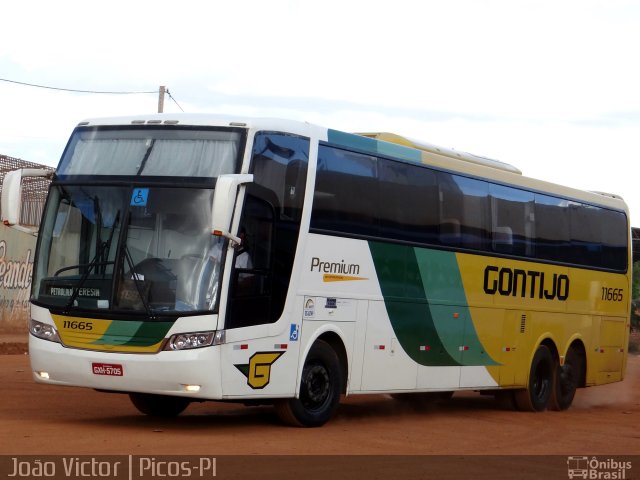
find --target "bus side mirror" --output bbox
[211,174,254,244]
[1,168,52,235]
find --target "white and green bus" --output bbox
[3,114,631,427]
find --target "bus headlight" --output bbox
[29,319,61,343]
[164,331,220,351]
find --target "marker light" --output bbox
[182,384,201,393]
[29,319,61,343]
[213,330,226,345]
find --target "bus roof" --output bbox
[74,113,321,138]
[72,113,628,214]
[357,132,523,175]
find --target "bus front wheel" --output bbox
[129,393,191,417]
[274,340,343,427]
[514,344,554,412]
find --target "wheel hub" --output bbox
[302,364,330,406]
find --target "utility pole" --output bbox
[157,85,166,113]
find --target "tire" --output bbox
[274,340,343,427]
[549,346,583,411]
[129,393,191,417]
[514,345,555,412]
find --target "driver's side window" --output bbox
[232,194,274,297]
[226,193,275,328]
[225,131,309,329]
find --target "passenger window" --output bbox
[251,133,309,222]
[312,146,378,236]
[379,159,439,244]
[534,194,570,262]
[439,173,490,250]
[570,202,603,267]
[490,184,534,256]
[600,209,628,271]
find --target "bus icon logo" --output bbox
[567,456,589,479]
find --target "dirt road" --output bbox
[1,349,638,478]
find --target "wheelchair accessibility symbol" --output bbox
[289,324,299,342]
[130,188,149,207]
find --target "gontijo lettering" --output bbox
[483,265,569,301]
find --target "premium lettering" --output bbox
[483,265,569,301]
[310,257,360,275]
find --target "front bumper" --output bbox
[29,334,223,399]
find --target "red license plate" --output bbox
[92,363,123,376]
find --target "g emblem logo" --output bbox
[235,351,284,389]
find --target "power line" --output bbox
[166,89,185,112]
[1,77,187,113]
[0,77,157,95]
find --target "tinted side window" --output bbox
[600,209,628,271]
[490,184,535,256]
[570,203,603,267]
[570,202,629,270]
[379,159,439,244]
[312,146,378,236]
[226,132,309,329]
[309,143,627,272]
[534,195,627,271]
[534,194,570,262]
[439,173,490,250]
[251,133,309,221]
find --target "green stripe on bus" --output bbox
[414,248,498,366]
[124,321,173,347]
[327,130,378,153]
[92,320,142,345]
[92,320,172,347]
[369,241,498,367]
[376,140,422,163]
[369,241,460,367]
[327,130,422,164]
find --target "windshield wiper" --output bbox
[121,244,154,319]
[54,262,113,277]
[63,211,120,312]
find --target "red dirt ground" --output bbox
[1,333,638,479]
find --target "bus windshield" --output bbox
[33,185,225,314]
[58,127,241,178]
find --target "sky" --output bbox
[2,0,640,224]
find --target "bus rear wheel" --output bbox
[129,393,191,417]
[549,346,583,411]
[274,340,343,427]
[514,345,554,412]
